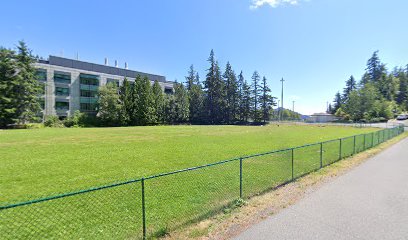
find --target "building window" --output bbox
[54,71,71,84]
[164,87,173,94]
[36,69,47,81]
[55,101,69,110]
[80,90,98,98]
[107,78,120,87]
[80,103,98,112]
[56,87,70,96]
[80,73,99,86]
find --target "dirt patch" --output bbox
[163,132,408,240]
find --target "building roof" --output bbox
[310,112,334,117]
[38,56,168,83]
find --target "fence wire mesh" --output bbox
[0,125,404,239]
[322,140,340,166]
[293,144,321,178]
[243,150,292,198]
[1,181,143,239]
[145,160,239,238]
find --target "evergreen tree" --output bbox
[97,83,123,126]
[0,48,18,128]
[343,90,361,121]
[332,92,342,114]
[189,72,204,124]
[223,62,238,123]
[0,41,42,127]
[343,75,357,102]
[251,71,262,122]
[203,50,225,124]
[119,77,133,125]
[260,76,275,123]
[360,72,370,86]
[185,64,195,91]
[15,41,42,124]
[377,73,395,101]
[237,71,245,122]
[133,75,154,125]
[327,103,333,114]
[152,80,165,124]
[242,78,252,122]
[172,83,190,123]
[365,51,386,83]
[396,71,408,109]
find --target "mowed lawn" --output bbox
[0,124,374,204]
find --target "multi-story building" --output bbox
[35,56,174,118]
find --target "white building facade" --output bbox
[35,56,174,117]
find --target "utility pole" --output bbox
[280,78,285,121]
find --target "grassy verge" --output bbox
[164,131,408,240]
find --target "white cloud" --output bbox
[250,0,302,9]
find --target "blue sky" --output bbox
[1,0,407,114]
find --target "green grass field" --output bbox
[0,124,382,239]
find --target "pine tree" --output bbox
[396,70,408,110]
[365,51,385,83]
[327,103,333,114]
[186,64,195,91]
[98,83,123,126]
[15,41,42,124]
[260,76,275,123]
[187,69,204,124]
[242,78,252,122]
[133,75,154,125]
[343,75,357,102]
[332,92,342,114]
[223,62,238,123]
[173,83,190,123]
[152,80,165,124]
[237,71,245,122]
[119,77,133,125]
[203,50,225,124]
[251,71,262,122]
[360,72,370,86]
[0,48,18,128]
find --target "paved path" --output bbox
[234,137,408,240]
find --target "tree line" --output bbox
[329,51,408,122]
[0,42,278,128]
[98,49,277,126]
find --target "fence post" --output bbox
[320,142,323,168]
[353,135,356,155]
[142,178,146,240]
[339,139,342,160]
[371,132,374,148]
[291,148,294,180]
[363,134,366,150]
[239,158,243,199]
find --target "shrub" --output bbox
[63,111,89,127]
[24,123,44,129]
[44,115,64,128]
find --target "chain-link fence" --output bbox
[0,125,404,239]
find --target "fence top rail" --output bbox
[1,126,401,210]
[0,177,143,210]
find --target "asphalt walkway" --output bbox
[234,137,408,240]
